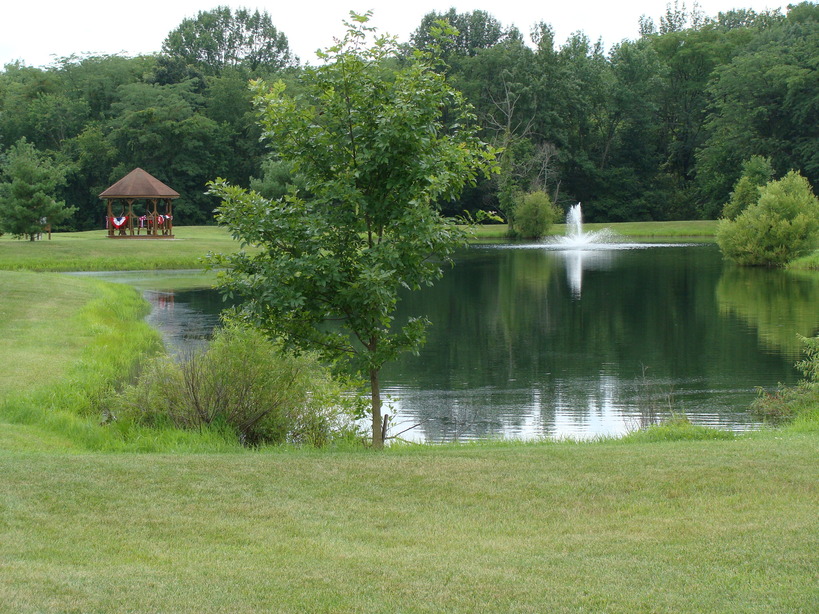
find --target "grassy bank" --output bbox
[0,270,237,452]
[0,433,817,613]
[0,222,719,273]
[789,251,819,270]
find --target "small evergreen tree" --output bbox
[717,170,819,266]
[0,138,75,241]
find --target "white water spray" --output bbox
[551,203,619,248]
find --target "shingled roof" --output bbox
[99,168,179,199]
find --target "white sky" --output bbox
[2,0,789,68]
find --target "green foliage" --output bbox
[411,9,508,59]
[161,6,296,74]
[0,3,815,227]
[248,158,302,200]
[508,190,559,239]
[107,80,231,224]
[114,324,359,447]
[0,138,76,240]
[721,155,775,219]
[697,6,819,212]
[210,13,496,447]
[716,171,819,266]
[752,333,819,424]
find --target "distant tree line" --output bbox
[1,2,817,229]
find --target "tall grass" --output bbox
[789,251,819,270]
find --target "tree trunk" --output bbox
[370,367,383,449]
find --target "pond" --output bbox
[91,242,819,442]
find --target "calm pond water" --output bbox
[92,243,819,442]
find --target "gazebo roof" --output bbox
[99,168,179,199]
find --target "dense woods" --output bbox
[1,2,817,229]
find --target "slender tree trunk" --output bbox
[370,367,383,449]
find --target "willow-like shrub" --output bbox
[717,171,819,266]
[509,190,560,239]
[115,324,361,447]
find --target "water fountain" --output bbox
[547,203,619,298]
[550,203,619,249]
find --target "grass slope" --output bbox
[0,271,98,400]
[0,436,816,613]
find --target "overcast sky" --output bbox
[2,0,788,68]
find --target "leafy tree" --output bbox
[162,6,296,75]
[209,14,496,448]
[550,31,612,217]
[249,159,302,200]
[0,64,62,149]
[716,170,819,266]
[649,25,749,218]
[715,8,783,31]
[721,155,774,219]
[411,9,507,60]
[0,138,75,240]
[697,4,819,213]
[53,54,157,120]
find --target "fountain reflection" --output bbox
[558,250,617,298]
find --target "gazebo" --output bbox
[99,168,178,238]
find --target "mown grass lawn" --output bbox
[0,434,817,613]
[0,226,241,272]
[471,220,719,240]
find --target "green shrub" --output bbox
[717,171,819,266]
[114,324,361,447]
[721,156,775,220]
[509,190,559,239]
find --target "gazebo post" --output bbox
[106,199,114,237]
[164,198,174,236]
[127,199,135,236]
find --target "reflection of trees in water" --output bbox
[385,245,799,439]
[716,267,819,357]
